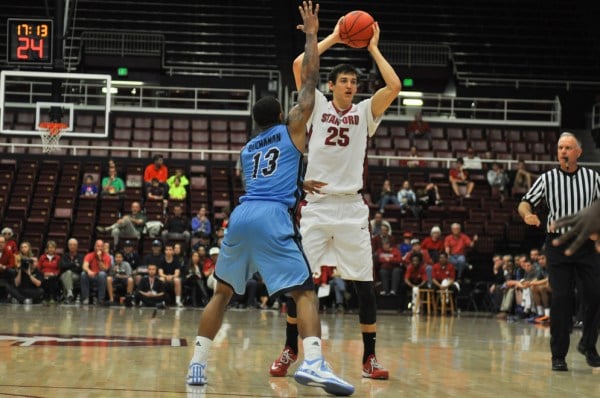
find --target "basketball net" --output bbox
[38,122,68,153]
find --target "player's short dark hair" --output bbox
[328,64,359,83]
[252,96,282,129]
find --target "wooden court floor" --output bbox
[0,304,599,398]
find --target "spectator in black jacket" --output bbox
[161,204,190,246]
[135,263,166,309]
[59,238,83,303]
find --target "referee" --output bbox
[518,132,600,372]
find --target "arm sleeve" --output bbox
[522,172,546,207]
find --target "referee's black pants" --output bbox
[546,236,600,360]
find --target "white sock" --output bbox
[176,296,182,304]
[536,305,544,316]
[544,308,550,317]
[192,336,212,363]
[303,337,323,362]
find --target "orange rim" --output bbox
[38,122,68,136]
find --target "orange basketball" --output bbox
[339,10,375,48]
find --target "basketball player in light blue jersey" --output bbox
[186,2,354,396]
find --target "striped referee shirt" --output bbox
[522,166,600,234]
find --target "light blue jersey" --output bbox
[240,124,303,209]
[215,124,312,296]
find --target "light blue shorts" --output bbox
[214,200,313,296]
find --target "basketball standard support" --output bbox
[0,70,111,138]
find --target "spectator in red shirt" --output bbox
[444,223,477,280]
[404,252,428,288]
[38,240,61,303]
[406,112,431,147]
[377,241,403,296]
[203,247,219,293]
[81,239,111,305]
[402,239,434,285]
[421,226,444,263]
[144,154,169,198]
[432,252,459,295]
[449,158,474,198]
[404,146,426,168]
[371,224,396,255]
[1,228,18,255]
[0,235,16,299]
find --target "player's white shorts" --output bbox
[300,193,373,281]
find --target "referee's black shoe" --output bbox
[551,358,568,371]
[577,341,600,367]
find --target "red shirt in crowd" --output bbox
[432,262,456,282]
[449,168,469,182]
[313,266,335,286]
[6,240,17,255]
[83,252,112,273]
[376,247,403,270]
[0,247,15,269]
[405,264,427,285]
[38,254,61,276]
[402,249,433,267]
[444,233,473,256]
[144,164,169,183]
[421,237,444,254]
[202,258,215,277]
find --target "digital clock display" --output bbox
[6,18,53,65]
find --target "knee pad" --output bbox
[355,281,377,325]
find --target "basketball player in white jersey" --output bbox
[270,16,401,379]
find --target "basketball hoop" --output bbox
[38,122,68,153]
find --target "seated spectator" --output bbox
[402,239,434,285]
[81,239,111,305]
[398,231,413,256]
[431,253,459,299]
[173,243,187,269]
[15,241,38,270]
[370,211,392,236]
[182,251,211,307]
[97,201,147,247]
[38,240,61,304]
[463,146,482,170]
[421,226,444,263]
[444,223,477,280]
[144,154,169,197]
[158,243,183,307]
[59,238,83,303]
[406,112,431,146]
[397,180,421,218]
[1,228,18,255]
[495,259,517,319]
[378,179,399,213]
[511,160,534,196]
[147,178,168,209]
[161,204,191,246]
[101,165,125,197]
[404,252,428,311]
[139,240,164,284]
[377,241,403,296]
[4,254,43,304]
[371,224,396,254]
[167,168,189,189]
[487,162,509,199]
[122,240,142,276]
[449,158,475,198]
[328,266,349,312]
[135,263,166,309]
[489,254,507,312]
[404,146,426,168]
[0,235,16,300]
[191,206,212,247]
[80,174,99,197]
[107,251,134,306]
[168,177,187,200]
[242,272,269,309]
[419,182,443,207]
[512,256,541,318]
[530,252,551,323]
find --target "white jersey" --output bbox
[304,90,382,195]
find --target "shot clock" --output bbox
[6,18,53,65]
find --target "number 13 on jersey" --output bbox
[251,147,280,179]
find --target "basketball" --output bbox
[339,10,375,48]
